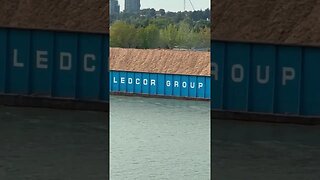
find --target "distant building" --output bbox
[110,0,120,15]
[125,0,140,13]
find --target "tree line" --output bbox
[110,9,210,50]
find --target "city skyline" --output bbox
[125,0,140,13]
[118,0,210,12]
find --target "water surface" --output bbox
[0,106,108,179]
[212,119,320,180]
[110,95,210,180]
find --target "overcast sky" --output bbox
[117,0,210,12]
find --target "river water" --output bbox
[110,95,211,180]
[0,106,108,180]
[212,119,320,180]
[1,95,319,180]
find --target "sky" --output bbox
[117,0,210,12]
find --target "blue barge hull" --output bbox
[212,40,320,124]
[110,70,210,100]
[0,27,109,111]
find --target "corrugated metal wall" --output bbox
[212,40,320,116]
[110,70,210,99]
[0,27,109,102]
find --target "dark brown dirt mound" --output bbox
[0,0,108,33]
[212,0,320,45]
[110,48,210,76]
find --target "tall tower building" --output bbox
[110,0,120,15]
[125,0,140,13]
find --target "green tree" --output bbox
[160,24,178,48]
[110,9,211,50]
[176,21,192,48]
[144,24,160,48]
[149,18,172,29]
[110,21,137,48]
[159,9,166,16]
[197,27,210,49]
[136,24,160,48]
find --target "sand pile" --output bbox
[110,48,210,76]
[0,0,108,33]
[212,0,320,45]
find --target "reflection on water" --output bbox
[110,95,210,180]
[212,119,320,180]
[0,106,108,179]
